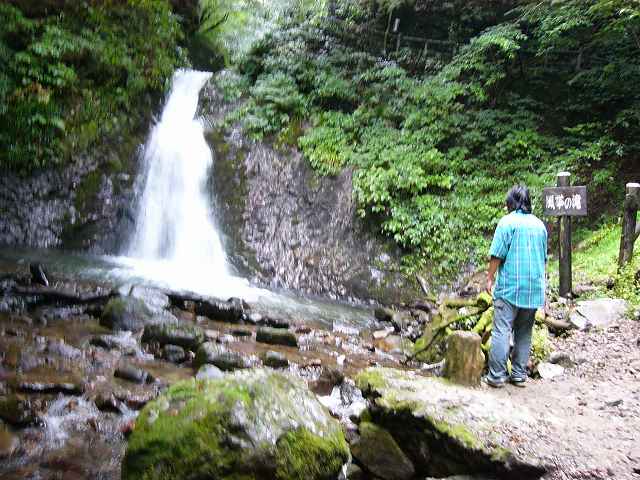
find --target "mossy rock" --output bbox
[142,323,206,351]
[101,296,177,332]
[351,422,415,480]
[355,367,547,477]
[122,369,349,480]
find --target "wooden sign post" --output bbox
[543,172,588,298]
[618,182,640,267]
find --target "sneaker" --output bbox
[482,375,505,389]
[509,377,526,388]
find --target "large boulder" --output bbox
[355,367,548,478]
[100,296,177,332]
[122,369,350,480]
[569,298,628,330]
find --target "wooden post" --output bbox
[618,182,640,267]
[557,172,572,298]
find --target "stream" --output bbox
[0,70,415,479]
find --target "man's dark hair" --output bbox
[506,185,532,213]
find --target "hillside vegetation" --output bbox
[216,0,640,285]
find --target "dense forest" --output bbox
[1,0,639,298]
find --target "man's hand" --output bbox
[486,256,502,295]
[486,274,494,294]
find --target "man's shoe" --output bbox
[482,375,505,389]
[509,377,526,388]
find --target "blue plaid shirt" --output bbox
[489,210,547,309]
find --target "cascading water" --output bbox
[121,69,250,298]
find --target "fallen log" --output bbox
[9,286,116,306]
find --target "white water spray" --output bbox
[123,69,249,297]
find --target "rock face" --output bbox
[355,367,547,478]
[122,369,350,480]
[570,298,628,330]
[444,331,485,386]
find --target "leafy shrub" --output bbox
[0,1,187,173]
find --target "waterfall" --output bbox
[123,69,245,297]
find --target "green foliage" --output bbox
[228,0,639,282]
[0,1,187,173]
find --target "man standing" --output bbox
[484,185,547,388]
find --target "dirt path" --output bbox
[491,316,640,479]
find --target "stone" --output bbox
[313,367,345,396]
[122,369,350,480]
[194,342,249,371]
[162,344,186,363]
[570,298,629,330]
[114,364,154,384]
[537,362,565,379]
[262,350,289,369]
[29,262,49,286]
[93,393,122,413]
[374,334,411,355]
[195,364,225,380]
[116,285,170,312]
[373,327,394,340]
[0,424,18,458]
[351,421,415,480]
[18,378,83,395]
[355,367,548,477]
[194,297,245,323]
[142,323,206,351]
[374,307,395,323]
[344,463,365,480]
[443,331,485,386]
[89,332,139,354]
[0,395,38,427]
[548,351,575,368]
[101,296,177,332]
[256,326,298,347]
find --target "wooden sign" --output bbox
[543,186,587,216]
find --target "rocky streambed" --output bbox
[2,262,639,480]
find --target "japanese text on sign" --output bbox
[542,186,587,216]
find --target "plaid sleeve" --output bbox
[489,221,510,260]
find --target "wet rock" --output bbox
[351,421,415,480]
[245,312,263,324]
[116,284,169,312]
[93,392,121,413]
[29,263,49,286]
[89,333,139,354]
[356,367,548,477]
[256,326,298,347]
[114,364,154,384]
[374,334,411,355]
[313,367,345,396]
[230,328,252,338]
[258,315,291,329]
[46,339,82,359]
[262,350,289,369]
[162,344,186,363]
[0,423,18,458]
[195,364,225,380]
[114,389,158,410]
[101,296,177,332]
[444,331,485,386]
[537,362,565,379]
[0,395,38,427]
[184,295,246,323]
[18,378,83,395]
[122,369,350,480]
[194,342,249,371]
[374,307,395,323]
[141,323,205,351]
[569,298,628,330]
[373,327,394,340]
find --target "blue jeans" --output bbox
[487,298,535,383]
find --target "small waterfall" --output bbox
[123,69,245,297]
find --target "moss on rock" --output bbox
[122,369,349,480]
